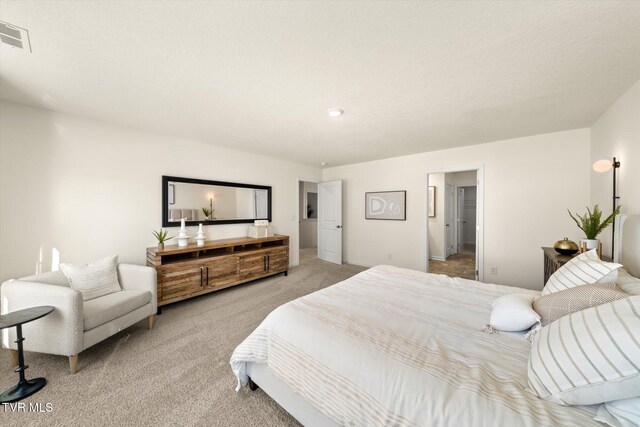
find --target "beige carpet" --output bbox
[0,248,364,426]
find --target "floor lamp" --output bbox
[593,157,621,259]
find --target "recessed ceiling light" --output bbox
[320,162,328,166]
[327,108,344,118]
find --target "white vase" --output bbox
[196,223,206,246]
[580,239,599,251]
[177,218,190,247]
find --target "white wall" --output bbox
[590,79,640,257]
[323,129,591,290]
[445,170,477,187]
[234,188,255,219]
[0,101,321,282]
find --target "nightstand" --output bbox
[542,247,577,284]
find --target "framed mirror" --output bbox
[162,176,272,227]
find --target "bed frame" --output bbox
[246,214,640,426]
[247,362,337,426]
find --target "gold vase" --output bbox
[553,237,579,255]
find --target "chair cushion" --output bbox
[83,289,151,331]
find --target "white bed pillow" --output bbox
[489,294,540,332]
[595,397,640,427]
[605,398,640,427]
[60,255,121,301]
[617,268,640,296]
[528,295,640,406]
[542,249,622,296]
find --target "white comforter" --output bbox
[231,265,600,426]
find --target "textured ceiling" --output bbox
[1,1,640,167]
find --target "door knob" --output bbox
[336,225,342,229]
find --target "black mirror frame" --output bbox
[162,175,272,227]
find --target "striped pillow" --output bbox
[60,255,121,301]
[528,296,640,406]
[542,249,622,296]
[617,268,640,296]
[533,284,628,326]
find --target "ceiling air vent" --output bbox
[0,21,31,52]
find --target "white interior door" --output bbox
[318,180,342,264]
[456,187,465,253]
[445,184,454,258]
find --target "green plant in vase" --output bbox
[153,229,173,250]
[567,204,621,252]
[202,207,215,220]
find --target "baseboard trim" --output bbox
[344,260,376,269]
[429,256,446,261]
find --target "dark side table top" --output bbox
[541,247,577,265]
[0,306,54,330]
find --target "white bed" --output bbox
[231,215,640,426]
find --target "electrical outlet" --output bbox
[387,253,392,260]
[490,266,498,275]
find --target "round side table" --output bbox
[0,305,54,403]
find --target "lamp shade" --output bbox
[593,159,613,173]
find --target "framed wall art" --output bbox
[365,191,406,220]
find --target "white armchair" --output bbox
[1,264,157,374]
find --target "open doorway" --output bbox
[426,168,483,281]
[299,180,318,263]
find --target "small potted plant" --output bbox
[153,229,173,250]
[567,204,621,251]
[202,208,213,219]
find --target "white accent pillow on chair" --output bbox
[60,255,122,301]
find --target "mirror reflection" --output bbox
[163,176,271,226]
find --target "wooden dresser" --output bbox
[147,235,289,309]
